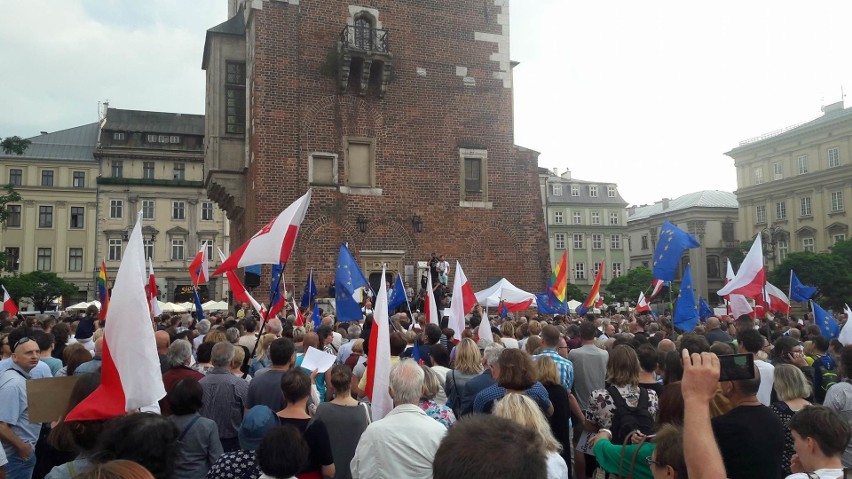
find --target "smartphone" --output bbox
[718,353,755,381]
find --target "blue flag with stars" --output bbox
[301,270,317,309]
[312,304,322,332]
[698,296,714,321]
[812,301,839,339]
[336,243,369,322]
[790,270,817,302]
[387,274,407,312]
[499,301,509,319]
[193,287,205,321]
[673,264,699,332]
[652,221,701,282]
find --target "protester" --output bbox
[43,374,102,479]
[88,413,179,479]
[533,325,574,391]
[567,320,608,478]
[247,338,296,411]
[681,350,727,479]
[312,365,370,479]
[34,332,61,376]
[276,369,335,478]
[167,379,223,479]
[459,342,503,415]
[823,344,852,467]
[444,338,482,417]
[419,366,456,429]
[160,340,205,416]
[206,406,277,479]
[769,364,813,477]
[198,342,249,452]
[428,344,451,405]
[785,405,852,479]
[472,348,552,415]
[493,393,569,479]
[500,323,519,349]
[0,333,42,478]
[737,329,775,406]
[534,356,573,472]
[256,425,310,479]
[249,333,277,377]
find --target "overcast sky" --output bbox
[3,1,852,206]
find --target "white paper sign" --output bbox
[300,346,337,373]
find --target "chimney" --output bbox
[628,205,636,216]
[561,169,572,180]
[662,198,670,210]
[551,167,558,175]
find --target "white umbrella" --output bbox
[66,301,90,311]
[566,299,582,313]
[163,302,188,313]
[474,278,537,308]
[203,301,229,311]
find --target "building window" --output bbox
[112,132,125,141]
[173,163,185,180]
[142,200,155,220]
[772,162,783,180]
[776,201,786,220]
[143,162,155,179]
[722,222,735,242]
[459,148,487,201]
[829,147,840,168]
[641,235,649,250]
[832,191,844,212]
[554,233,566,250]
[798,155,809,174]
[589,185,598,197]
[201,202,214,221]
[354,15,374,50]
[552,184,562,196]
[308,153,338,185]
[464,158,482,192]
[111,161,123,178]
[72,171,85,188]
[573,233,584,249]
[38,206,53,228]
[800,196,812,217]
[612,262,623,278]
[5,247,19,271]
[203,241,214,262]
[834,234,847,245]
[171,239,185,260]
[225,62,246,135]
[170,136,180,144]
[172,201,186,220]
[607,185,616,198]
[6,205,21,227]
[574,263,586,280]
[777,240,788,261]
[753,167,763,185]
[594,261,603,277]
[554,211,564,224]
[756,205,766,224]
[592,234,603,249]
[37,248,51,271]
[144,239,154,260]
[609,212,620,225]
[571,185,580,197]
[802,237,815,252]
[110,200,123,219]
[41,170,54,186]
[573,211,582,224]
[8,169,22,186]
[68,248,83,272]
[108,239,122,261]
[591,211,601,225]
[611,235,621,249]
[147,134,157,143]
[70,207,84,228]
[707,255,720,278]
[345,138,378,189]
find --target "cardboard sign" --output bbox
[27,375,80,424]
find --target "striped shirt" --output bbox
[533,349,575,391]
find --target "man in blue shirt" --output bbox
[533,325,574,391]
[0,331,43,479]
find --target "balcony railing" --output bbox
[340,25,390,54]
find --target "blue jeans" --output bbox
[4,446,35,479]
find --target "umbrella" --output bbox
[566,299,582,313]
[66,301,90,311]
[203,301,229,311]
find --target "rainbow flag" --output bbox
[98,260,110,320]
[576,261,604,315]
[549,251,568,302]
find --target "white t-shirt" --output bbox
[755,359,775,406]
[785,469,843,479]
[546,451,569,479]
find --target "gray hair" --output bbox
[347,324,362,339]
[390,359,424,405]
[180,315,193,328]
[483,342,505,366]
[167,339,193,368]
[196,319,211,335]
[226,327,240,343]
[211,341,235,368]
[267,318,283,335]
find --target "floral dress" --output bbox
[583,385,659,451]
[419,399,456,429]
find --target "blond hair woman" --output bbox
[445,338,482,416]
[494,393,569,479]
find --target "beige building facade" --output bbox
[627,191,739,302]
[727,101,852,266]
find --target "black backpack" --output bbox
[607,385,655,445]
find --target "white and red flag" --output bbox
[635,292,651,313]
[217,248,263,316]
[214,190,312,275]
[448,261,477,342]
[2,285,18,316]
[365,265,393,420]
[147,258,161,316]
[648,279,665,299]
[718,234,765,298]
[724,259,753,318]
[66,212,166,421]
[424,269,440,326]
[188,242,209,286]
[293,298,305,327]
[763,281,790,313]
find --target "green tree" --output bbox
[0,272,78,313]
[830,238,852,267]
[605,266,654,302]
[1,136,31,155]
[769,251,852,311]
[565,283,584,302]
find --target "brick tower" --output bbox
[202,0,548,297]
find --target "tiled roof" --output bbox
[0,123,99,162]
[628,190,738,222]
[104,108,204,136]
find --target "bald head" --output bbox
[658,338,676,353]
[154,330,170,353]
[706,317,720,330]
[321,316,334,327]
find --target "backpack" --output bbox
[814,354,839,402]
[607,385,655,445]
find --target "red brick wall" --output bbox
[240,0,548,297]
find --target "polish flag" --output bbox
[718,234,765,297]
[66,212,166,421]
[501,298,534,313]
[425,270,440,326]
[147,258,161,316]
[724,259,753,318]
[2,286,18,316]
[635,292,651,313]
[763,281,790,312]
[217,248,263,316]
[365,265,393,420]
[648,279,665,299]
[214,190,312,275]
[293,298,305,327]
[188,242,209,286]
[448,261,477,342]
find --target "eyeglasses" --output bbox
[646,456,663,467]
[12,337,32,352]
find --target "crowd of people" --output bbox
[1,301,852,479]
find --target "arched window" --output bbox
[354,16,373,50]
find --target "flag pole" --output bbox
[564,258,569,317]
[787,269,793,318]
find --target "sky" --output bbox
[3,1,852,206]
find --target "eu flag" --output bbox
[812,301,839,339]
[652,221,700,282]
[301,270,317,309]
[267,264,287,319]
[312,304,322,332]
[387,274,407,312]
[673,264,699,332]
[499,301,509,319]
[790,271,817,302]
[535,292,565,315]
[698,296,714,321]
[193,287,206,321]
[336,244,369,322]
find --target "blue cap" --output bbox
[239,405,278,450]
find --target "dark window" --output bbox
[464,157,482,192]
[38,206,53,228]
[4,247,19,271]
[113,132,125,141]
[72,171,85,188]
[41,170,54,186]
[143,162,155,179]
[70,207,84,228]
[354,16,373,49]
[201,202,214,221]
[707,255,720,279]
[641,235,649,250]
[9,169,22,186]
[37,248,51,271]
[7,205,21,227]
[111,161,123,178]
[225,62,246,135]
[174,162,185,180]
[722,222,735,242]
